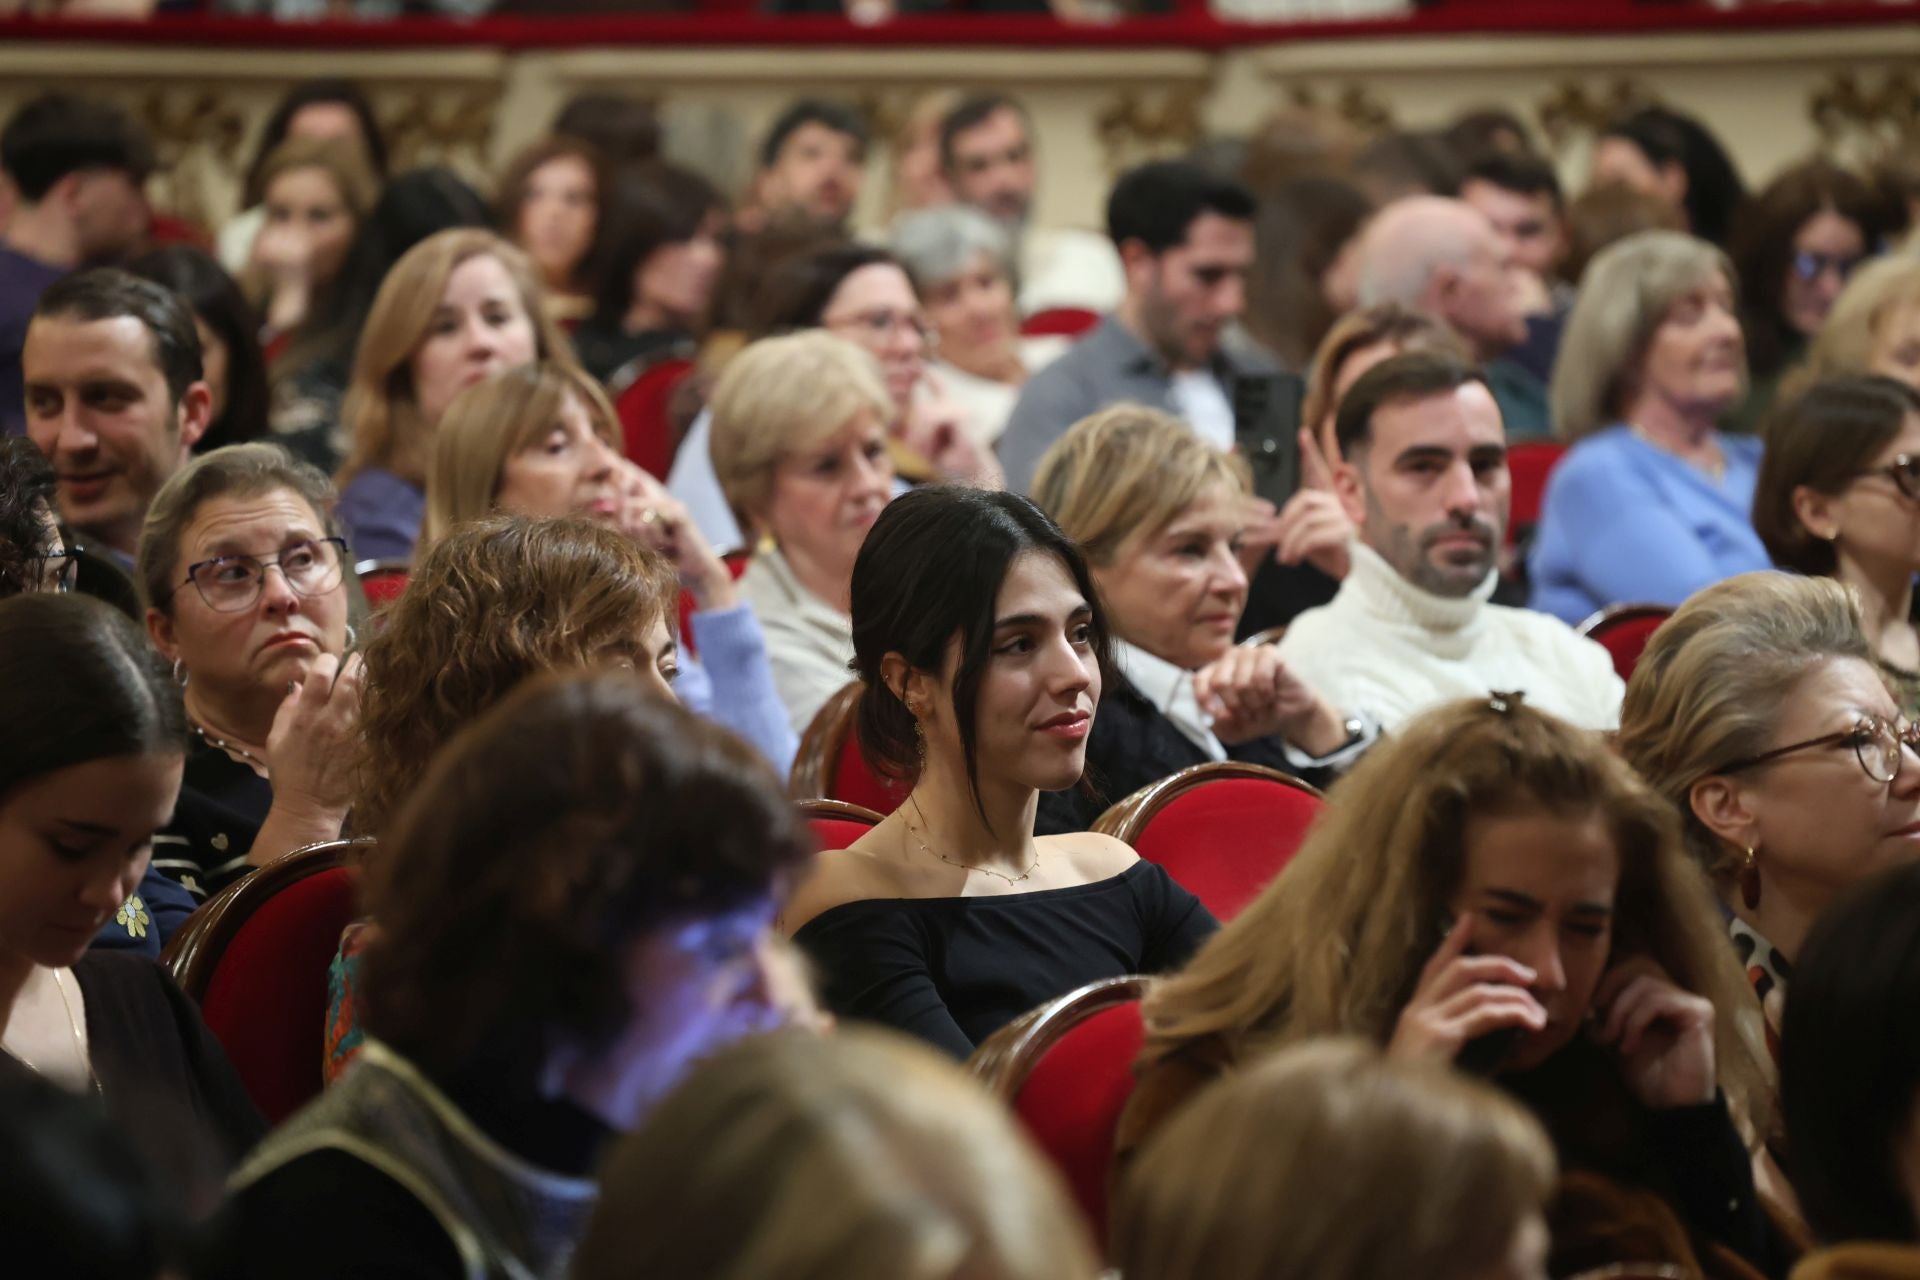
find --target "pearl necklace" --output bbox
[904,795,1040,886]
[190,721,267,770]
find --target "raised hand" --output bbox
[1388,913,1546,1065]
[1192,643,1349,755]
[1590,956,1717,1110]
[616,460,737,611]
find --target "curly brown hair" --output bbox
[354,514,676,836]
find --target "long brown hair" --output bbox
[335,229,575,490]
[1137,696,1770,1131]
[353,514,674,836]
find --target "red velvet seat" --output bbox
[612,356,696,480]
[1095,762,1323,920]
[790,680,910,815]
[970,976,1150,1250]
[1576,602,1673,682]
[1506,439,1567,549]
[162,839,369,1124]
[798,797,884,850]
[1020,307,1100,340]
[354,558,410,609]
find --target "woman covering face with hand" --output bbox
[1122,694,1777,1279]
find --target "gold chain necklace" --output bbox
[190,721,267,770]
[2,968,100,1095]
[904,795,1040,886]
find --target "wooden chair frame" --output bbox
[789,679,868,799]
[1239,625,1287,648]
[796,798,885,827]
[1090,760,1324,846]
[1574,601,1672,639]
[161,837,373,1002]
[968,974,1150,1096]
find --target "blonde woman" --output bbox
[574,1028,1100,1280]
[1529,230,1770,623]
[427,361,796,773]
[333,228,575,562]
[1030,404,1369,834]
[1616,572,1920,1056]
[712,330,898,734]
[1794,254,1920,395]
[1121,695,1779,1278]
[245,136,379,343]
[1115,1038,1555,1280]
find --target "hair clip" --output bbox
[1488,690,1526,715]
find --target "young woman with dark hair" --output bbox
[0,593,262,1212]
[783,485,1216,1058]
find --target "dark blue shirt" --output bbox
[0,245,64,437]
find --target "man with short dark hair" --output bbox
[1461,151,1572,385]
[22,269,210,567]
[1275,352,1621,731]
[0,92,155,437]
[748,99,870,232]
[939,93,1123,315]
[997,160,1271,493]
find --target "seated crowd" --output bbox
[4,72,1920,1280]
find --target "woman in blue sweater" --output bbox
[1530,231,1772,624]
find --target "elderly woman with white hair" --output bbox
[889,205,1068,449]
[1528,230,1771,624]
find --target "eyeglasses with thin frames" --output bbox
[1721,715,1920,786]
[170,537,350,613]
[825,308,940,352]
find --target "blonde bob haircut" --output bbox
[422,360,620,545]
[336,228,575,491]
[1030,403,1250,568]
[1550,230,1740,442]
[1616,572,1873,893]
[1794,254,1920,394]
[572,1027,1100,1280]
[1137,695,1771,1136]
[708,330,893,533]
[1115,1037,1555,1280]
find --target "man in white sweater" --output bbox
[1276,352,1624,731]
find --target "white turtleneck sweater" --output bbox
[1275,542,1625,732]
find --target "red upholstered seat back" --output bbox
[808,817,876,850]
[197,866,360,1123]
[614,356,696,480]
[831,731,910,815]
[1505,440,1567,548]
[1577,604,1672,681]
[1020,307,1100,339]
[792,682,909,815]
[1008,999,1145,1244]
[356,565,409,609]
[1129,777,1323,920]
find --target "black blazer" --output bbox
[1035,674,1343,835]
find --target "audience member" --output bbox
[267,167,492,469]
[573,161,727,385]
[496,135,605,328]
[1115,1038,1555,1280]
[127,246,271,453]
[1241,174,1373,371]
[1780,860,1920,1265]
[710,331,895,733]
[550,90,660,172]
[1349,128,1464,205]
[887,88,961,217]
[576,1028,1101,1280]
[1531,230,1769,622]
[1617,572,1920,1059]
[1797,253,1920,394]
[889,203,1069,448]
[785,485,1215,1056]
[672,243,992,552]
[1031,404,1370,834]
[428,360,796,773]
[245,137,379,347]
[1559,180,1687,289]
[22,270,210,579]
[1276,354,1623,731]
[228,670,810,1279]
[1462,151,1571,386]
[333,227,573,561]
[998,159,1267,493]
[939,92,1126,316]
[1123,694,1776,1278]
[1351,195,1550,440]
[1730,158,1882,430]
[0,93,154,437]
[1593,105,1748,249]
[1444,105,1535,162]
[217,78,388,276]
[746,99,868,234]
[0,592,264,1209]
[0,435,67,597]
[1753,375,1920,715]
[136,443,360,902]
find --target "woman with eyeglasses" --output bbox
[1753,375,1920,717]
[1617,571,1920,1060]
[133,444,361,911]
[0,437,72,597]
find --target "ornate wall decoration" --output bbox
[1276,83,1394,137]
[1810,69,1920,164]
[1536,78,1654,155]
[380,88,500,187]
[137,90,246,231]
[1095,86,1204,175]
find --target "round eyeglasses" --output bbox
[1721,715,1920,786]
[173,538,349,612]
